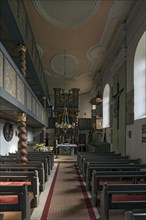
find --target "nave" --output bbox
[1,154,146,220]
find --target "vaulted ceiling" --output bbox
[23,0,135,100]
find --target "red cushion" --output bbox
[0,195,18,204]
[112,194,146,202]
[0,181,31,185]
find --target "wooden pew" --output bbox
[0,184,32,220]
[0,170,39,207]
[8,151,54,171]
[125,211,146,220]
[1,155,51,175]
[86,164,146,190]
[91,171,146,206]
[78,154,127,174]
[0,159,49,181]
[99,184,146,220]
[0,164,45,192]
[77,151,119,167]
[81,158,140,181]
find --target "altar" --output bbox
[57,143,77,155]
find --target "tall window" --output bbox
[134,31,146,120]
[103,84,110,128]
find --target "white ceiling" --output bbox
[23,0,134,98]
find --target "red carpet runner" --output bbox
[41,162,97,220]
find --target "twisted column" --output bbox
[17,112,28,164]
[17,44,27,77]
[42,126,46,145]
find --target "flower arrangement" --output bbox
[36,143,45,147]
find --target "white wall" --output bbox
[127,120,146,163]
[79,93,92,118]
[0,118,34,155]
[126,1,146,163]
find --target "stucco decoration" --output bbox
[51,53,78,78]
[33,0,99,27]
[87,0,131,72]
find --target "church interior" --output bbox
[0,0,146,220]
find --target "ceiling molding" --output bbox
[33,0,100,28]
[51,53,78,78]
[87,0,132,76]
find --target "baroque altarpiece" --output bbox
[53,88,80,144]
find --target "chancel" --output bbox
[0,1,146,220]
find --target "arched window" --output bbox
[103,84,110,128]
[134,31,146,120]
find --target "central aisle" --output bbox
[41,161,98,220]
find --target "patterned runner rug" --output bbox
[41,162,97,220]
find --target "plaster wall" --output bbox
[0,118,34,155]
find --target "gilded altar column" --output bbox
[17,44,27,77]
[17,112,28,164]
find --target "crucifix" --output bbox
[112,82,124,129]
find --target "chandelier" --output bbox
[55,107,75,133]
[55,51,76,133]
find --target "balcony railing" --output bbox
[0,42,48,126]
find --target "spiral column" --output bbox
[17,112,28,164]
[17,44,27,77]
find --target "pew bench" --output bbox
[91,171,146,206]
[9,151,54,168]
[86,164,146,191]
[0,184,32,220]
[7,152,54,172]
[79,155,130,175]
[77,151,119,167]
[81,158,141,181]
[0,164,45,192]
[0,170,39,207]
[125,211,146,220]
[99,184,146,220]
[0,159,49,182]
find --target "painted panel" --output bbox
[5,59,16,98]
[27,89,32,111]
[0,50,3,87]
[17,76,25,104]
[32,96,36,115]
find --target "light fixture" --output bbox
[89,92,102,105]
[55,51,76,133]
[89,71,103,105]
[55,107,75,133]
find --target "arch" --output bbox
[103,84,110,128]
[134,31,146,120]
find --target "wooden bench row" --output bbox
[100,184,146,220]
[0,151,54,220]
[77,151,146,219]
[0,184,32,220]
